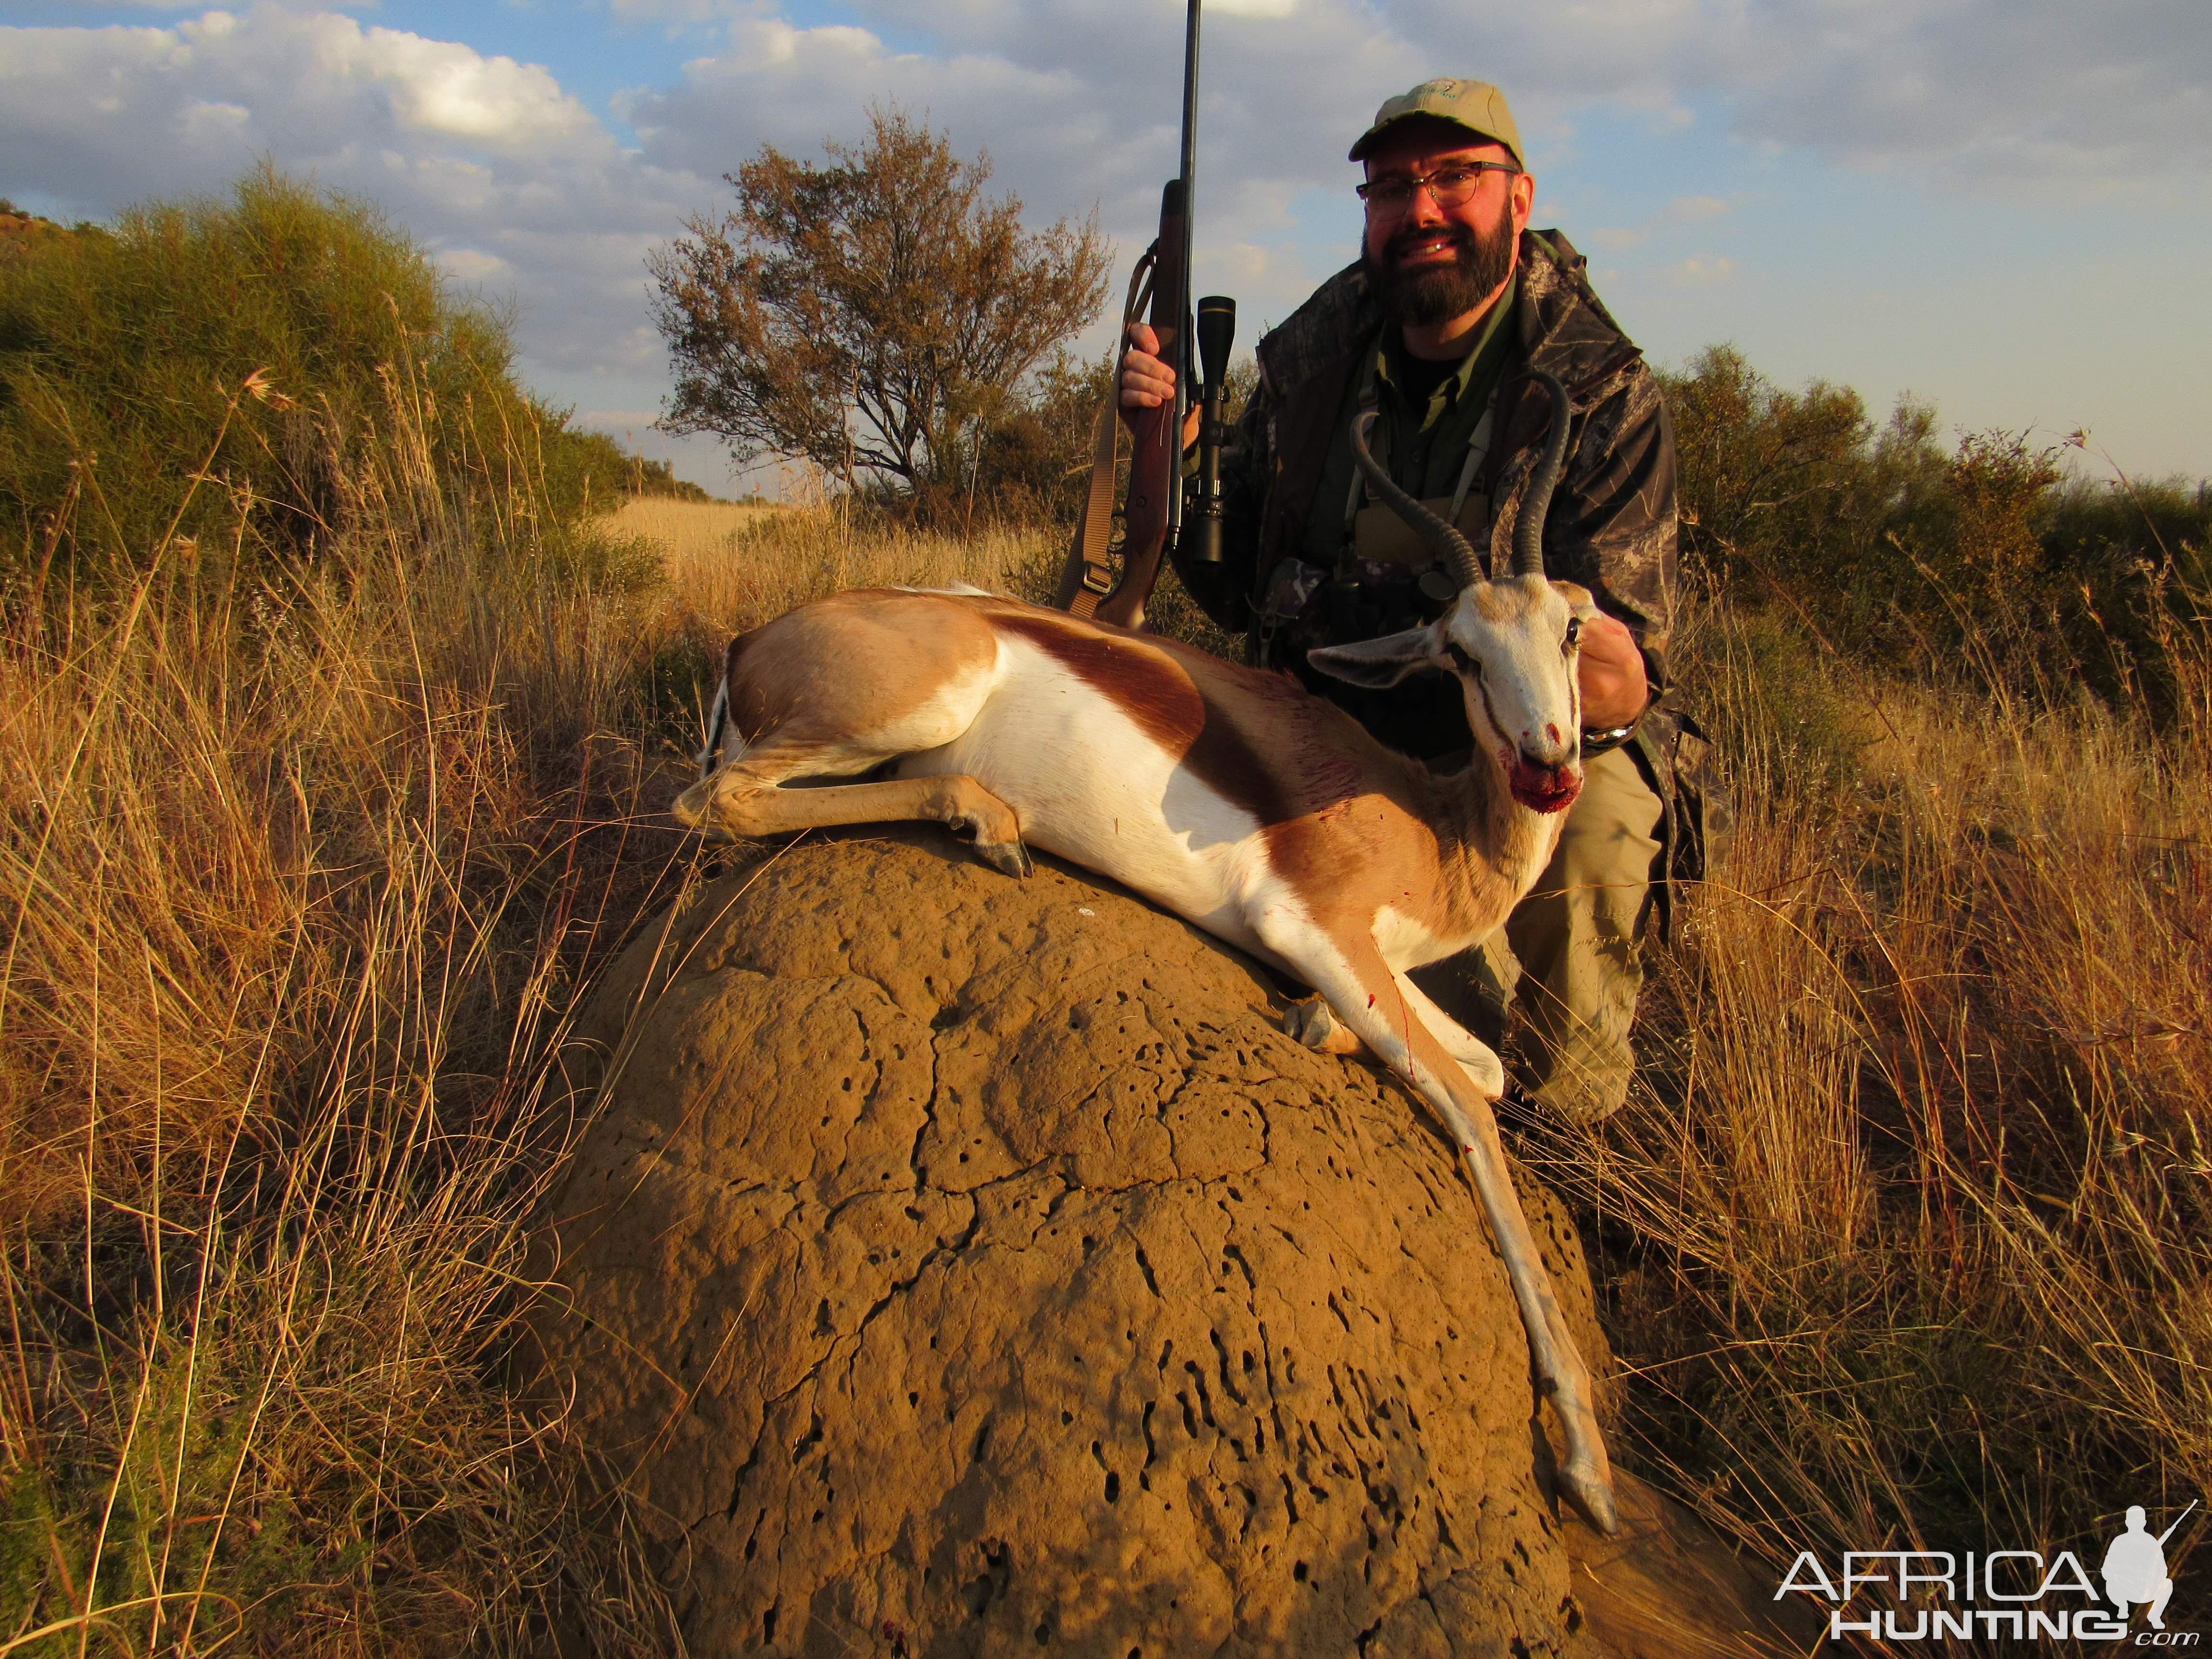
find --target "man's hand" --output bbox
[1577,611,1649,731]
[1119,323,1202,449]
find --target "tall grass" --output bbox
[1525,588,2211,1647]
[638,499,1059,635]
[5,323,2203,1653]
[0,359,693,1653]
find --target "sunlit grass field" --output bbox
[3,388,2204,1653]
[596,496,787,571]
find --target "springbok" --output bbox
[675,376,1618,1534]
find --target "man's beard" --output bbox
[1364,198,1517,327]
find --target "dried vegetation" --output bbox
[2,179,2207,1659]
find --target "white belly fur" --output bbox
[1373,902,1467,973]
[891,635,1274,961]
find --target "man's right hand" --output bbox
[1119,324,1202,449]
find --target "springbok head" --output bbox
[1307,372,1596,815]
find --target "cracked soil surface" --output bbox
[536,825,1626,1658]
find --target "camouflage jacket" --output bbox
[1173,228,1679,695]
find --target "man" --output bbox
[1120,77,1681,1123]
[2102,1506,2177,1629]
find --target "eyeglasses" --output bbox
[1356,161,1519,214]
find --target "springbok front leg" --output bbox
[674,749,1033,877]
[1257,910,1618,1534]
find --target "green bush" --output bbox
[552,426,716,511]
[0,167,657,580]
[1663,345,2211,719]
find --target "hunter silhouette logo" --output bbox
[2104,1502,2192,1632]
[1777,1501,2199,1643]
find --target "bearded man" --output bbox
[1121,77,1700,1124]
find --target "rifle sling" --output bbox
[1065,391,1122,619]
[1063,247,1159,621]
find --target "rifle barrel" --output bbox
[2156,1500,2198,1547]
[1177,0,1202,461]
[1180,0,1202,188]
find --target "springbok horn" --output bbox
[1350,410,1486,588]
[1514,372,1575,579]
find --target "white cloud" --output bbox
[436,247,513,282]
[1719,0,2211,188]
[0,6,713,395]
[1397,0,2210,190]
[1583,193,1738,254]
[345,28,595,146]
[829,0,2211,195]
[1658,254,1735,287]
[3,0,2204,483]
[1667,193,1730,223]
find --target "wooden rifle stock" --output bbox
[1053,181,1188,627]
[1093,183,1187,629]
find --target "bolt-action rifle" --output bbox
[1052,0,1237,630]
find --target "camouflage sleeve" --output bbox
[1547,362,1678,693]
[1166,376,1272,634]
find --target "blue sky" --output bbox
[3,0,2206,494]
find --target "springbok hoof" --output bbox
[975,839,1033,879]
[672,778,740,842]
[1561,1460,1620,1537]
[1285,995,1367,1058]
[672,775,716,830]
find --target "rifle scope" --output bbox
[1181,293,1237,566]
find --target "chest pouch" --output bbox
[1342,374,1500,607]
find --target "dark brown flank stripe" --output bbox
[985,608,1304,830]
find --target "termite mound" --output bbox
[532,824,1792,1658]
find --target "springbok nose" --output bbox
[1518,733,1575,770]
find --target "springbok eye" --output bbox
[1564,616,1582,648]
[1443,640,1479,678]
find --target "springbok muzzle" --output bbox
[1508,757,1581,814]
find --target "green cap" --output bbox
[1349,78,1524,168]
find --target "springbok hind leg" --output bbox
[674,758,1032,877]
[1256,915,1618,1534]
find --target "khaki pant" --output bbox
[1410,747,1664,1122]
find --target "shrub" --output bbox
[0,167,649,580]
[1663,345,2211,720]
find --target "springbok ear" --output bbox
[1306,624,1444,690]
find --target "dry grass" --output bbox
[594,497,788,569]
[0,378,697,1656]
[5,423,2203,1655]
[650,505,1061,637]
[1523,598,2211,1647]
